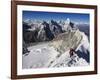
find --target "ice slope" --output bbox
[22,29,89,69]
[76,31,89,53]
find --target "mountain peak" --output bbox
[65,18,70,25]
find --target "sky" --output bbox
[23,10,90,24]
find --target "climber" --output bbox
[69,48,76,57]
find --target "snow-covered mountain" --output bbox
[22,18,90,69]
[23,18,76,43]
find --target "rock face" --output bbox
[42,21,54,40]
[50,29,82,54]
[49,20,63,36]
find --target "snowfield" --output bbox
[22,42,60,69]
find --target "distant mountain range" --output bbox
[23,19,78,43]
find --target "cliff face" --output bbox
[49,29,83,54]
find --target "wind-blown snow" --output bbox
[76,31,89,52]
